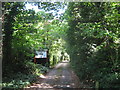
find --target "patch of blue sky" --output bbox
[25,2,67,18]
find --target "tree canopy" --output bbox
[65,2,120,88]
[2,2,120,89]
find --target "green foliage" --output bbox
[3,2,120,89]
[2,73,34,89]
[65,2,120,88]
[2,62,49,89]
[2,2,67,89]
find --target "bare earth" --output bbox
[24,61,88,90]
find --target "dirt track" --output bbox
[24,61,87,90]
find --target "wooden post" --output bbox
[95,81,99,90]
[34,57,36,64]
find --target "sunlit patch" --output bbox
[62,76,65,78]
[24,61,80,89]
[55,62,70,69]
[55,63,63,68]
[30,86,38,88]
[39,74,46,79]
[46,75,61,80]
[25,83,54,89]
[67,85,70,87]
[54,84,71,88]
[39,83,53,88]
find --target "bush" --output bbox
[99,72,120,88]
[2,73,36,89]
[2,61,49,89]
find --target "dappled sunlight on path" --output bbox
[24,61,85,89]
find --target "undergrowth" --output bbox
[2,62,49,89]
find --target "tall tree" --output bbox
[2,2,24,76]
[65,2,120,88]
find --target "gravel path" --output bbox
[24,61,87,90]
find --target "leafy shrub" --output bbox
[2,73,36,89]
[99,72,120,88]
[66,2,120,88]
[2,61,49,89]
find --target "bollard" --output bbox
[95,81,99,90]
